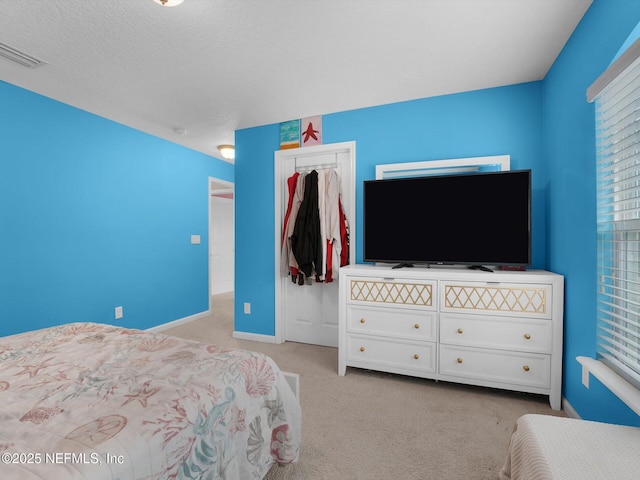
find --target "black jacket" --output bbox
[291,170,322,278]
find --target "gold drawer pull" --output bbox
[413,354,419,360]
[457,328,463,334]
[523,365,530,372]
[457,357,463,364]
[414,323,420,329]
[524,333,531,340]
[360,346,366,352]
[360,318,366,324]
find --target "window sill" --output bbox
[576,356,640,416]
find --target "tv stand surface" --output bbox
[338,264,564,410]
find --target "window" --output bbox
[590,38,640,389]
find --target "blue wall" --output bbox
[0,81,233,336]
[234,124,280,335]
[544,0,640,426]
[235,82,545,335]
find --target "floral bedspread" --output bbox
[0,323,301,479]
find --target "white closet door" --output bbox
[275,143,355,347]
[283,272,340,346]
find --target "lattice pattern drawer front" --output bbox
[442,283,551,318]
[349,278,435,309]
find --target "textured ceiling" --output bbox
[0,0,592,162]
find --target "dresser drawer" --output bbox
[439,345,550,388]
[347,276,436,310]
[441,281,552,318]
[440,313,552,353]
[345,334,436,375]
[347,305,436,342]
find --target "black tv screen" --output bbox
[363,169,531,267]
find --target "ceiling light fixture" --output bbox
[218,145,235,161]
[153,0,184,6]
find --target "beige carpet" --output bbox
[162,293,565,480]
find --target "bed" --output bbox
[499,414,640,480]
[0,322,301,479]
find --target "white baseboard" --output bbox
[562,397,581,419]
[232,330,278,343]
[147,310,210,333]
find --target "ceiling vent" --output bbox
[0,41,46,69]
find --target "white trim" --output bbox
[576,356,640,416]
[375,155,510,180]
[587,36,640,102]
[147,310,209,333]
[232,330,278,343]
[562,397,581,419]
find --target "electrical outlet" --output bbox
[244,303,251,314]
[115,306,123,320]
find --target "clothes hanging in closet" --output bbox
[281,169,350,285]
[323,169,342,282]
[280,172,302,278]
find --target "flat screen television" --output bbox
[363,169,531,269]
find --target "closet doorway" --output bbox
[209,177,234,314]
[274,142,356,347]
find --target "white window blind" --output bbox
[593,44,640,389]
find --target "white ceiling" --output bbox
[0,0,592,162]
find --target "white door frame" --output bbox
[273,141,356,344]
[208,176,235,314]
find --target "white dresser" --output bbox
[338,264,564,410]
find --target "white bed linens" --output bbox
[499,414,640,480]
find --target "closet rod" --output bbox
[295,162,338,172]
